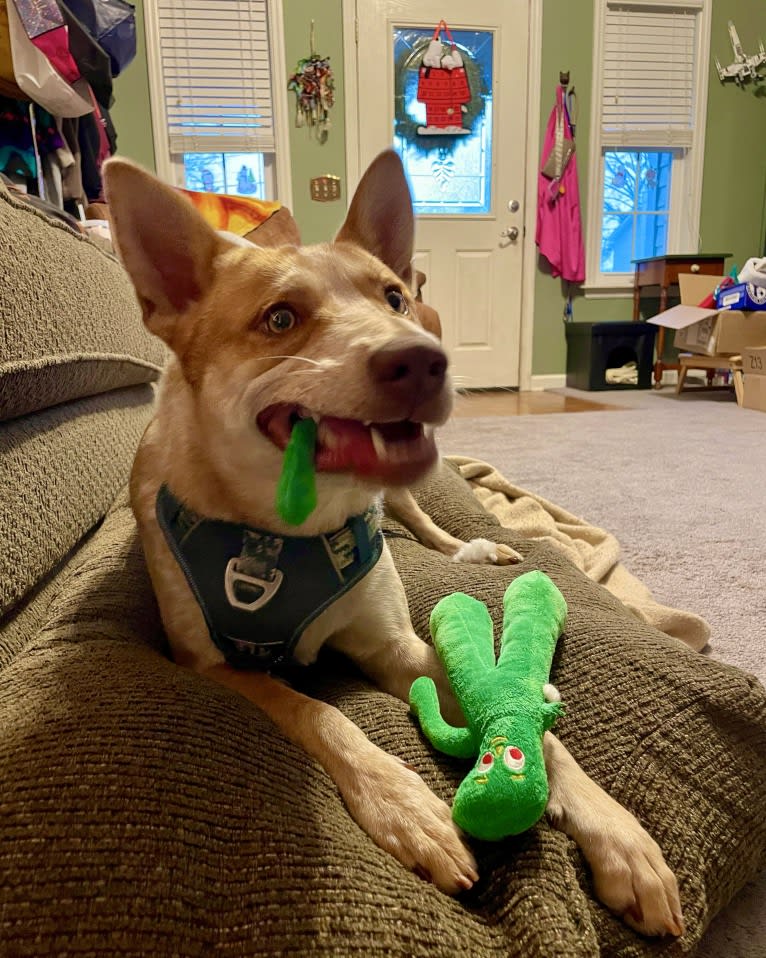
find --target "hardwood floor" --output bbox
[451,389,623,417]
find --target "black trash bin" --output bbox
[564,321,657,390]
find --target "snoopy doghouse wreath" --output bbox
[394,22,488,152]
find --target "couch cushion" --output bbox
[0,181,165,422]
[0,385,155,621]
[0,464,763,956]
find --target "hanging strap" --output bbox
[549,87,566,179]
[432,19,457,51]
[566,87,578,138]
[541,85,575,192]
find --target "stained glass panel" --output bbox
[392,27,494,216]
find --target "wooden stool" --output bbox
[676,353,743,405]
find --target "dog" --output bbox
[103,150,683,937]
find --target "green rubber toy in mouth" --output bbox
[276,416,318,525]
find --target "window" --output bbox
[183,152,266,196]
[144,0,291,204]
[586,0,711,288]
[601,149,672,271]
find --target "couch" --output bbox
[2,180,765,957]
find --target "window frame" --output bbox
[584,0,711,293]
[143,0,293,208]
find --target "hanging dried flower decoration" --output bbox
[287,20,335,143]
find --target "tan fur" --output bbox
[103,151,683,935]
[244,205,302,247]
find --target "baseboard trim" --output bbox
[528,373,678,390]
[530,374,567,391]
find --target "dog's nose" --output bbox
[367,339,448,404]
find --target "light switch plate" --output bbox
[310,175,341,202]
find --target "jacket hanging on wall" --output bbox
[61,0,136,77]
[59,2,113,110]
[6,0,92,117]
[13,0,82,84]
[536,85,585,284]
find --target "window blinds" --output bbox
[156,0,274,153]
[601,1,701,149]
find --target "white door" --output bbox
[352,0,530,388]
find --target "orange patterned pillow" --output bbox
[178,189,281,238]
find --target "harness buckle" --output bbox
[224,560,284,612]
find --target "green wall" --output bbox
[282,0,348,243]
[533,1,601,376]
[699,2,766,265]
[111,0,155,170]
[113,0,766,375]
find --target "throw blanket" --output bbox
[448,456,711,652]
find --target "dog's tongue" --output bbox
[315,416,377,472]
[258,405,437,487]
[315,417,436,485]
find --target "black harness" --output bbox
[156,485,383,670]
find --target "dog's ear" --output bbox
[103,159,224,339]
[245,206,302,248]
[335,150,414,285]
[414,269,427,302]
[414,300,443,341]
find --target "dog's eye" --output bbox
[385,287,408,315]
[264,306,297,334]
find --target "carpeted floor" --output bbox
[439,385,765,958]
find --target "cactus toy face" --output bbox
[454,733,550,841]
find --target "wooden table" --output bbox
[632,253,732,387]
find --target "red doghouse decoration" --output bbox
[416,21,471,135]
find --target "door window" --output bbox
[392,27,494,215]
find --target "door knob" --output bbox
[500,226,519,241]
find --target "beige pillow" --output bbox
[0,181,165,422]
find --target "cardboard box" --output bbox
[647,274,766,356]
[743,374,766,412]
[716,282,766,311]
[741,346,766,411]
[741,346,766,376]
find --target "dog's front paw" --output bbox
[339,747,478,895]
[580,802,685,938]
[451,538,522,566]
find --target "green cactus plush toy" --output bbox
[409,570,567,841]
